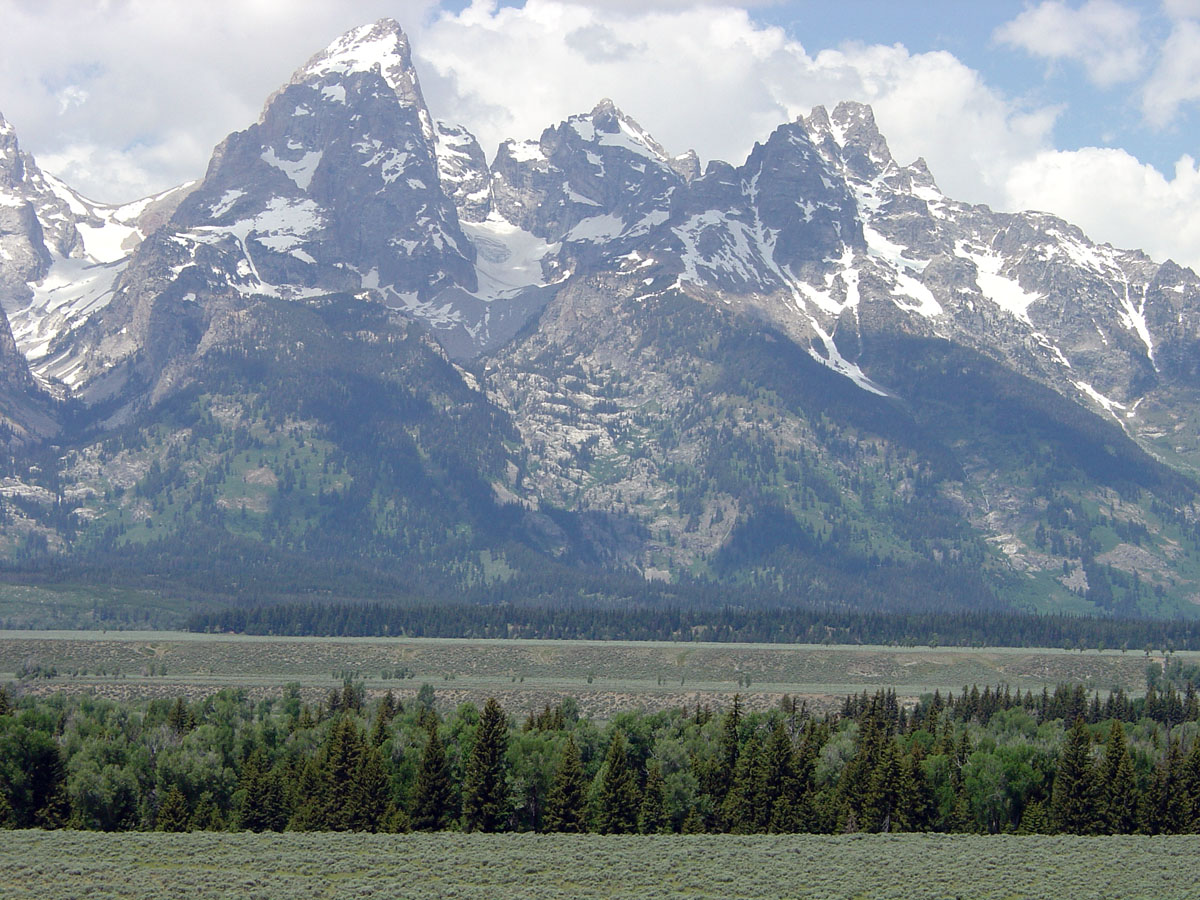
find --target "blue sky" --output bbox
[1,0,1197,268]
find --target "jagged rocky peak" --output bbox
[288,17,435,144]
[435,120,491,223]
[587,98,670,159]
[0,112,88,315]
[0,112,22,180]
[670,149,702,182]
[803,102,896,183]
[492,98,685,245]
[742,118,866,266]
[164,14,476,303]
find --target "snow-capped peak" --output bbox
[583,98,673,163]
[289,18,434,143]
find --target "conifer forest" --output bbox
[5,678,1200,838]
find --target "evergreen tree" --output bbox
[722,731,765,833]
[864,740,917,832]
[544,734,586,833]
[323,715,367,830]
[904,743,934,832]
[1101,720,1137,833]
[787,723,823,833]
[347,741,391,832]
[156,786,191,832]
[0,788,13,829]
[761,722,796,833]
[680,806,706,834]
[595,730,640,834]
[716,697,742,802]
[237,747,288,832]
[166,697,193,734]
[1051,718,1100,834]
[287,714,366,831]
[1183,737,1200,832]
[1016,799,1051,834]
[368,710,390,748]
[463,698,510,832]
[0,725,71,830]
[411,720,453,831]
[837,714,888,830]
[1141,739,1188,834]
[0,685,12,717]
[287,756,328,830]
[638,760,669,834]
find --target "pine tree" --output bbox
[1141,739,1188,834]
[0,684,12,717]
[287,757,328,830]
[1051,718,1101,834]
[156,786,191,832]
[638,760,669,834]
[166,697,193,734]
[323,715,366,830]
[904,743,934,832]
[837,714,887,829]
[680,806,706,834]
[347,741,391,832]
[368,710,391,748]
[1183,737,1200,832]
[238,747,288,832]
[761,722,796,832]
[716,697,742,803]
[1101,720,1137,833]
[864,740,916,832]
[411,721,453,831]
[463,698,510,832]
[595,730,640,834]
[0,789,13,829]
[722,731,765,833]
[544,734,586,833]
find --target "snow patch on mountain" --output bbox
[261,148,323,191]
[463,213,557,300]
[956,242,1041,324]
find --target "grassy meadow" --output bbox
[0,831,1193,899]
[0,629,1168,716]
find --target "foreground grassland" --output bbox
[0,832,1193,900]
[0,630,1170,715]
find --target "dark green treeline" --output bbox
[4,679,1200,835]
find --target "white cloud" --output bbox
[1142,18,1200,126]
[0,0,436,201]
[1005,149,1200,270]
[416,1,1059,211]
[1163,0,1200,19]
[994,0,1145,87]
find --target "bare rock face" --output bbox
[0,113,63,306]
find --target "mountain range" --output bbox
[2,19,1200,623]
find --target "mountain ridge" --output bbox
[0,18,1199,620]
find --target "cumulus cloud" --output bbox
[1163,0,1200,19]
[416,0,1059,212]
[1005,149,1200,270]
[0,0,436,201]
[1142,18,1200,127]
[994,0,1145,87]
